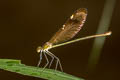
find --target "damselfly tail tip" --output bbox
[105,31,112,36]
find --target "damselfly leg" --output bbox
[44,51,55,68]
[37,50,63,71]
[45,50,63,72]
[37,50,43,67]
[42,51,49,69]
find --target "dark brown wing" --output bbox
[48,8,87,45]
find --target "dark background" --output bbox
[0,0,120,80]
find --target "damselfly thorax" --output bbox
[37,42,52,52]
[36,8,111,72]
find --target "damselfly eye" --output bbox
[36,46,42,53]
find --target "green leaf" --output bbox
[0,59,84,80]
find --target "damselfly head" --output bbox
[36,46,42,53]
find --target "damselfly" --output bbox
[36,8,111,71]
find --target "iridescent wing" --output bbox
[48,8,87,45]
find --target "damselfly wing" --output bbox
[36,8,111,71]
[48,8,87,45]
